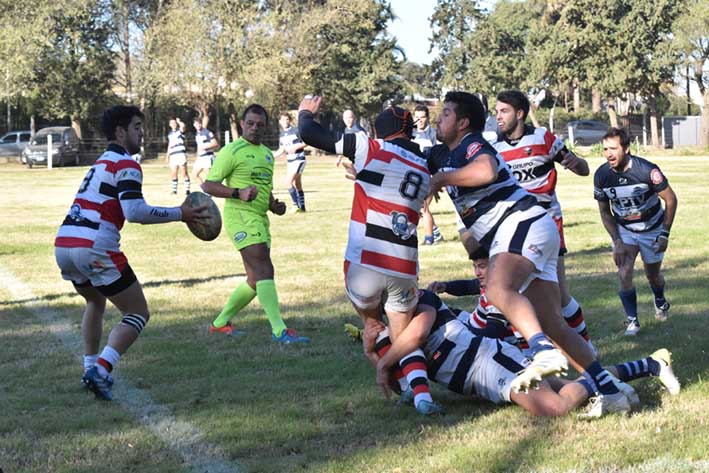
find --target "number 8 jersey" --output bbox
[336,133,430,279]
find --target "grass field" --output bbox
[1,154,708,473]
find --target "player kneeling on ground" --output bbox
[55,105,209,401]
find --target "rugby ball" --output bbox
[184,192,222,241]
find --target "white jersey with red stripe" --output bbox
[335,134,430,279]
[55,143,181,251]
[489,125,566,219]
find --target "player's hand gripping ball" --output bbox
[183,191,222,241]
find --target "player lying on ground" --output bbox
[362,289,680,418]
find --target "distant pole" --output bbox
[686,65,691,115]
[568,125,575,146]
[47,133,53,170]
[224,130,230,144]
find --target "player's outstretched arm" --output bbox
[428,153,498,198]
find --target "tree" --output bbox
[31,1,116,138]
[673,0,709,145]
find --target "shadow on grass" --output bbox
[0,273,245,307]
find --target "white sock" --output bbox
[97,346,121,377]
[83,354,98,372]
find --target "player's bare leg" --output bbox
[510,379,588,417]
[557,255,592,348]
[617,244,641,334]
[484,253,568,392]
[75,285,106,357]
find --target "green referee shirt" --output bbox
[207,137,274,216]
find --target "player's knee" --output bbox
[120,313,149,335]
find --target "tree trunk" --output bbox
[123,15,132,103]
[528,104,540,128]
[573,80,581,113]
[30,114,35,135]
[549,102,556,133]
[71,117,82,140]
[647,97,661,149]
[701,90,709,147]
[608,102,618,128]
[229,106,240,140]
[592,89,602,113]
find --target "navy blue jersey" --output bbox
[594,155,669,232]
[278,126,306,161]
[418,289,484,395]
[167,130,186,157]
[412,126,437,152]
[195,129,216,159]
[439,132,537,250]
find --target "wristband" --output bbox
[660,230,670,238]
[231,188,241,200]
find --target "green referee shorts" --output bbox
[224,210,271,251]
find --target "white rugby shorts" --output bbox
[55,246,136,296]
[344,261,418,313]
[286,159,306,176]
[468,338,530,404]
[193,154,214,170]
[489,206,560,291]
[168,152,187,167]
[617,224,665,265]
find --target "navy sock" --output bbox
[528,332,554,356]
[585,361,620,395]
[577,377,596,397]
[288,187,298,205]
[297,190,305,210]
[619,288,638,320]
[650,284,666,307]
[614,357,661,382]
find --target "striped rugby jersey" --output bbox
[195,128,216,159]
[278,126,306,161]
[419,290,484,396]
[167,129,187,158]
[441,132,537,251]
[489,125,566,219]
[55,144,181,252]
[593,155,669,232]
[336,133,430,279]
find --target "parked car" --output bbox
[23,127,80,167]
[560,120,609,146]
[0,130,32,158]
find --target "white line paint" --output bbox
[0,266,242,473]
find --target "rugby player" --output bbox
[55,105,209,400]
[298,95,442,415]
[412,105,444,246]
[166,118,191,195]
[274,112,308,213]
[428,91,631,412]
[202,104,309,344]
[489,90,593,348]
[192,118,219,184]
[594,127,678,336]
[364,289,680,418]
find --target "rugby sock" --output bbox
[375,329,408,392]
[614,357,661,382]
[619,288,638,321]
[96,346,121,378]
[584,361,620,395]
[288,187,298,206]
[297,190,305,211]
[561,298,590,341]
[399,350,433,408]
[650,283,666,308]
[83,354,98,372]
[256,279,287,337]
[577,377,596,397]
[171,179,178,194]
[433,225,442,242]
[528,332,555,356]
[212,282,256,328]
[184,178,191,194]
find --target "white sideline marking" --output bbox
[0,266,241,473]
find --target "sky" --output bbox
[387,0,439,65]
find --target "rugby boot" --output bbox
[650,348,681,395]
[510,348,568,394]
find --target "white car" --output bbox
[0,130,32,159]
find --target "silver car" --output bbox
[561,120,609,146]
[0,130,32,158]
[23,127,81,167]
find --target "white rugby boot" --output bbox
[650,348,681,395]
[577,391,631,419]
[510,349,568,394]
[654,302,670,322]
